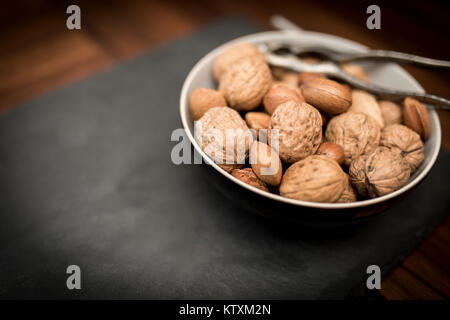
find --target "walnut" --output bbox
[213,42,265,81]
[280,155,347,202]
[325,112,380,166]
[380,124,424,172]
[349,147,411,198]
[348,90,384,128]
[231,168,268,192]
[336,174,358,203]
[219,55,272,111]
[250,141,282,186]
[379,100,402,126]
[263,83,304,115]
[195,106,253,169]
[269,100,322,163]
[189,88,227,121]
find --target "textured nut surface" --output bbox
[270,101,322,163]
[219,163,244,173]
[301,78,352,115]
[195,106,253,166]
[403,97,430,140]
[348,90,384,128]
[232,167,268,191]
[250,141,282,186]
[336,174,358,203]
[379,100,402,126]
[316,142,345,165]
[263,83,304,115]
[219,55,272,111]
[213,42,265,81]
[349,147,410,198]
[189,88,227,121]
[280,155,346,203]
[380,124,424,172]
[297,72,325,86]
[245,112,271,140]
[325,112,381,166]
[341,63,369,82]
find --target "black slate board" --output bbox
[0,17,448,299]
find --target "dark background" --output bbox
[0,0,449,299]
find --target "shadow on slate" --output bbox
[0,16,449,299]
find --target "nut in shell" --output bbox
[379,100,402,126]
[189,88,227,121]
[250,141,282,186]
[403,97,430,140]
[316,142,344,165]
[269,100,322,163]
[219,55,272,111]
[245,112,271,140]
[263,83,304,115]
[325,112,381,166]
[232,168,268,192]
[336,174,358,203]
[348,90,384,128]
[349,147,411,198]
[301,78,352,115]
[380,124,424,172]
[280,155,347,203]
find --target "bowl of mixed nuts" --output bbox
[179,31,441,225]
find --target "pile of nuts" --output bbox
[190,42,430,203]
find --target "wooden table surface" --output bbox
[1,0,449,300]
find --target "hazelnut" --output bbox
[232,168,268,192]
[316,142,344,165]
[269,101,322,163]
[379,100,402,126]
[213,42,265,81]
[349,147,411,198]
[219,55,272,111]
[325,112,381,166]
[336,174,358,203]
[189,88,227,121]
[348,90,384,128]
[250,141,282,186]
[245,112,271,140]
[403,97,430,140]
[195,106,253,168]
[280,155,347,203]
[341,63,369,82]
[263,83,304,115]
[297,72,325,86]
[301,78,352,115]
[380,124,424,172]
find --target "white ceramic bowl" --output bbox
[179,31,441,225]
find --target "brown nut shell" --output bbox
[232,167,268,192]
[250,141,282,186]
[349,147,411,198]
[245,112,271,141]
[280,155,347,203]
[403,97,430,140]
[380,124,424,172]
[297,72,325,86]
[263,83,304,115]
[336,174,358,203]
[325,112,381,166]
[316,142,345,165]
[219,55,272,111]
[213,42,265,81]
[301,78,352,115]
[189,88,227,121]
[348,90,384,128]
[379,100,402,126]
[269,101,322,163]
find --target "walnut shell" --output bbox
[231,167,268,192]
[269,101,322,163]
[336,174,358,203]
[189,88,227,121]
[219,55,272,111]
[250,141,282,186]
[195,106,253,167]
[349,147,411,198]
[403,97,430,140]
[263,83,304,115]
[213,42,265,81]
[341,63,369,82]
[301,78,352,115]
[348,90,384,128]
[380,124,424,172]
[379,100,402,127]
[325,112,381,166]
[280,155,347,203]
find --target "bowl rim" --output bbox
[179,30,441,210]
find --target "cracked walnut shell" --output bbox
[380,124,424,172]
[219,55,272,111]
[325,112,381,166]
[280,155,347,203]
[349,147,411,198]
[269,100,322,163]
